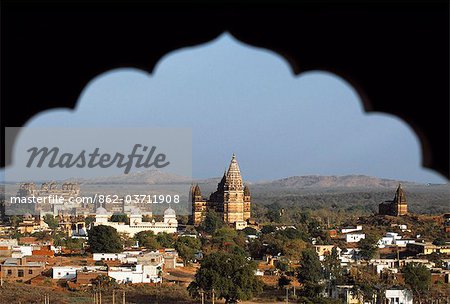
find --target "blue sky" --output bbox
[16,34,447,184]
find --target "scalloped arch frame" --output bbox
[2,2,448,180]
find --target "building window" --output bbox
[7,270,12,275]
[18,269,24,277]
[28,270,33,275]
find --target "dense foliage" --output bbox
[188,251,263,303]
[88,225,123,253]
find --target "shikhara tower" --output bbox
[379,184,408,216]
[191,154,251,227]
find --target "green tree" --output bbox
[358,234,378,260]
[43,214,59,230]
[200,211,224,234]
[403,263,431,303]
[323,247,343,285]
[65,238,85,252]
[119,232,135,248]
[90,274,117,291]
[432,237,446,246]
[9,215,22,228]
[156,232,175,248]
[278,275,291,289]
[88,225,122,253]
[297,249,324,299]
[31,231,51,240]
[261,234,284,256]
[188,252,263,303]
[241,227,257,236]
[266,209,281,222]
[110,213,129,224]
[51,231,66,247]
[84,215,96,227]
[175,236,201,265]
[260,225,276,234]
[248,239,265,259]
[210,228,247,254]
[283,239,307,261]
[134,230,160,250]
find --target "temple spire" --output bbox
[225,153,243,190]
[394,183,406,204]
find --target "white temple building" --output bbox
[94,206,178,236]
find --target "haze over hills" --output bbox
[73,169,428,188]
[252,175,421,189]
[1,170,448,214]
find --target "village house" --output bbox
[377,232,415,248]
[341,225,363,234]
[93,253,127,262]
[376,287,413,304]
[52,266,82,280]
[314,245,337,261]
[0,257,45,282]
[345,233,365,243]
[108,263,162,284]
[330,285,362,304]
[407,242,450,255]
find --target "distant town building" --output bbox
[443,213,450,233]
[58,215,87,237]
[377,287,413,304]
[0,257,45,282]
[341,225,363,234]
[191,154,251,228]
[108,263,162,284]
[377,232,415,248]
[407,242,450,255]
[345,233,366,243]
[330,285,362,304]
[52,266,81,280]
[379,184,408,216]
[17,182,81,216]
[94,206,178,237]
[314,245,339,261]
[93,253,127,262]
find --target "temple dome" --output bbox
[164,207,176,217]
[131,207,141,215]
[96,207,108,215]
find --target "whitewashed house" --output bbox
[341,225,363,234]
[52,266,81,280]
[382,288,413,304]
[108,264,162,284]
[345,233,365,243]
[93,253,127,262]
[11,246,33,258]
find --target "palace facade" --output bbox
[94,206,178,237]
[191,154,251,228]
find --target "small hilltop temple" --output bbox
[379,184,408,216]
[191,154,251,229]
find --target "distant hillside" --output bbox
[75,170,192,185]
[190,175,448,215]
[1,171,448,214]
[76,171,433,190]
[255,175,419,189]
